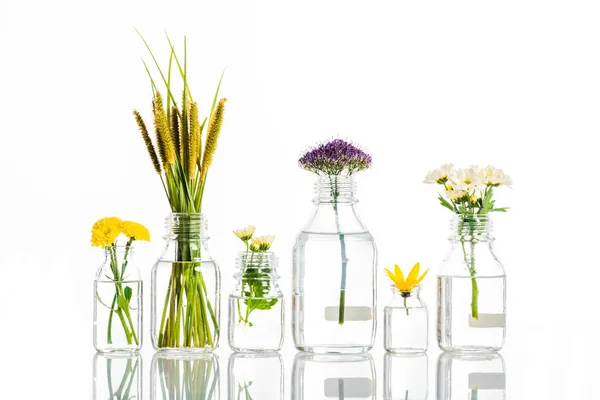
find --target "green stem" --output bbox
[404,297,409,316]
[331,177,348,325]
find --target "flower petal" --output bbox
[406,262,421,285]
[393,264,405,285]
[414,268,430,285]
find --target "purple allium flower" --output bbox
[299,139,372,176]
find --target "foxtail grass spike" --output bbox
[171,106,180,158]
[188,102,200,179]
[153,92,176,167]
[201,98,227,182]
[133,110,161,174]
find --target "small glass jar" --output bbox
[151,352,220,399]
[438,214,506,352]
[293,175,377,354]
[228,353,284,399]
[293,353,376,399]
[228,251,284,352]
[151,213,220,352]
[384,352,428,400]
[94,245,142,352]
[437,352,506,399]
[94,352,142,400]
[384,285,428,353]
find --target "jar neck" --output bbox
[232,251,281,295]
[164,213,208,241]
[104,245,136,259]
[392,285,422,300]
[449,214,494,242]
[314,175,357,205]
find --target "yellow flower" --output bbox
[121,220,151,241]
[91,217,122,247]
[250,235,275,252]
[384,262,429,293]
[233,225,256,242]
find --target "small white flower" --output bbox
[250,235,275,252]
[233,225,256,242]
[450,167,485,192]
[424,163,454,184]
[445,188,467,201]
[483,166,512,187]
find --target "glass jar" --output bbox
[151,213,220,352]
[228,251,284,352]
[384,285,428,353]
[228,353,283,399]
[437,352,506,399]
[438,214,506,352]
[93,352,142,400]
[384,352,428,400]
[293,353,376,399]
[94,245,142,352]
[293,175,377,353]
[151,352,220,399]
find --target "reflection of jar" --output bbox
[151,352,220,399]
[228,251,284,352]
[228,353,283,399]
[293,175,377,353]
[437,352,506,400]
[292,353,376,399]
[438,215,506,352]
[93,352,142,400]
[384,352,428,400]
[384,285,428,353]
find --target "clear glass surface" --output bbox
[94,246,143,352]
[384,286,428,353]
[437,352,506,400]
[151,352,220,399]
[437,215,506,352]
[228,352,284,399]
[93,352,142,400]
[384,352,428,400]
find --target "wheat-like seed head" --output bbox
[153,92,176,167]
[133,110,161,174]
[171,106,180,159]
[188,102,201,180]
[200,98,227,182]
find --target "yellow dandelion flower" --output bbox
[233,225,256,242]
[250,235,275,252]
[121,221,151,242]
[91,217,123,247]
[384,262,429,293]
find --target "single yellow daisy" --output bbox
[384,262,429,293]
[91,217,122,248]
[121,221,151,241]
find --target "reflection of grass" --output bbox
[157,357,219,399]
[236,380,254,400]
[106,357,139,400]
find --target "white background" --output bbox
[1,1,599,398]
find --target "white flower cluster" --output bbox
[424,164,512,203]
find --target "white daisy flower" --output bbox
[450,167,485,192]
[250,235,275,252]
[483,166,513,187]
[445,188,467,201]
[233,225,256,242]
[424,163,454,184]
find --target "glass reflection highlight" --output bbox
[151,352,220,399]
[437,352,506,399]
[384,352,428,399]
[93,352,142,400]
[228,352,284,399]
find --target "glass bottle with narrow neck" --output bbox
[438,214,506,352]
[151,213,220,352]
[384,285,428,353]
[228,251,284,352]
[94,245,142,353]
[293,175,377,354]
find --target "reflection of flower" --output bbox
[250,235,275,252]
[234,225,256,242]
[91,217,122,247]
[384,263,429,293]
[121,221,151,241]
[299,139,372,176]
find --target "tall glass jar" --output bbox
[293,175,377,353]
[228,251,284,352]
[384,285,428,353]
[151,213,220,352]
[438,214,506,352]
[94,245,142,352]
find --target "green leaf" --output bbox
[491,207,509,212]
[438,194,455,212]
[124,286,133,303]
[95,292,118,311]
[117,295,129,310]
